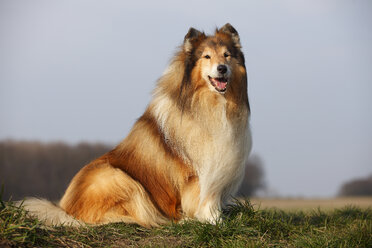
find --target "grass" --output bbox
[1,196,371,248]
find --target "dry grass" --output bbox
[250,197,372,211]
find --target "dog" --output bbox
[22,23,252,227]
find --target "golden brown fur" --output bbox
[22,23,252,227]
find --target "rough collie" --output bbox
[22,23,252,227]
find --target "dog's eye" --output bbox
[204,55,211,59]
[224,53,230,58]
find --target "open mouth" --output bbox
[208,76,228,93]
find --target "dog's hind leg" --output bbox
[100,176,169,227]
[60,162,167,227]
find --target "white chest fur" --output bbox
[152,93,251,206]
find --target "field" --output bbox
[1,197,371,248]
[250,197,372,211]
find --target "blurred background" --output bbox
[1,0,371,201]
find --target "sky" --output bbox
[1,0,371,197]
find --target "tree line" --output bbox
[0,140,266,201]
[338,174,372,197]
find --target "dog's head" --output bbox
[181,23,245,95]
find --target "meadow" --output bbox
[250,197,372,211]
[1,195,371,248]
[1,141,371,247]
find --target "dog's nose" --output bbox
[217,64,227,74]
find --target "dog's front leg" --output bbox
[194,196,222,224]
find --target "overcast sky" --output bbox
[1,0,371,197]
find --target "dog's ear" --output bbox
[218,23,241,48]
[184,27,204,53]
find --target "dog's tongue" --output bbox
[214,78,227,90]
[216,81,227,89]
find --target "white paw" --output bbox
[195,206,221,224]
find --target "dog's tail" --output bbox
[18,198,83,226]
